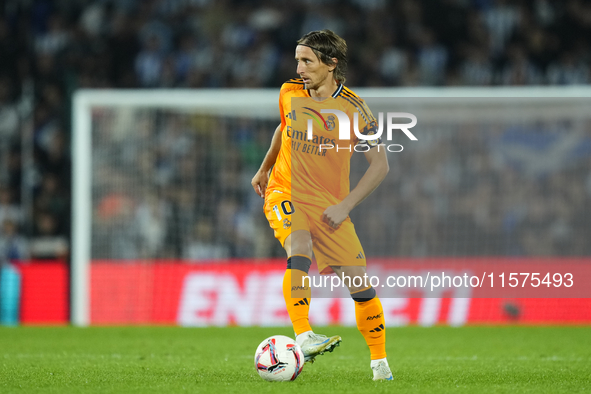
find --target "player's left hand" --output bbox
[322,204,349,229]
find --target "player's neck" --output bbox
[308,78,339,99]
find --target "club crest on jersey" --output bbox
[326,115,336,131]
[283,218,292,229]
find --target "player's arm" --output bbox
[251,123,282,198]
[322,147,389,228]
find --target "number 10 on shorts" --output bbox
[273,200,295,220]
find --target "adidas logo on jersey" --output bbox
[356,252,364,259]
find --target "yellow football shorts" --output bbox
[264,190,367,274]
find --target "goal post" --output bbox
[71,86,591,327]
[71,92,92,327]
[71,89,278,326]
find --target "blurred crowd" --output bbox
[87,109,591,261]
[1,0,591,261]
[89,110,276,260]
[349,121,591,257]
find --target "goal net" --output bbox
[72,87,591,326]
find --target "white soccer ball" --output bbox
[254,335,305,382]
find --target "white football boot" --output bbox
[297,332,342,363]
[371,360,393,381]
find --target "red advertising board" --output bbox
[18,261,69,324]
[12,259,590,326]
[89,259,591,326]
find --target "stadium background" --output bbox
[1,0,591,326]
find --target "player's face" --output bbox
[295,45,335,91]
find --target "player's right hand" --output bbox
[251,170,269,198]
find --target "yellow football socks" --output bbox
[354,295,387,360]
[283,256,312,335]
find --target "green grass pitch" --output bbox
[1,326,590,393]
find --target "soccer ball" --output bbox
[254,335,304,382]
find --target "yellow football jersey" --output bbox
[266,78,380,208]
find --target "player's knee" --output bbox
[287,255,311,274]
[351,287,376,303]
[284,231,313,258]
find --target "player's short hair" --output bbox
[297,29,348,84]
